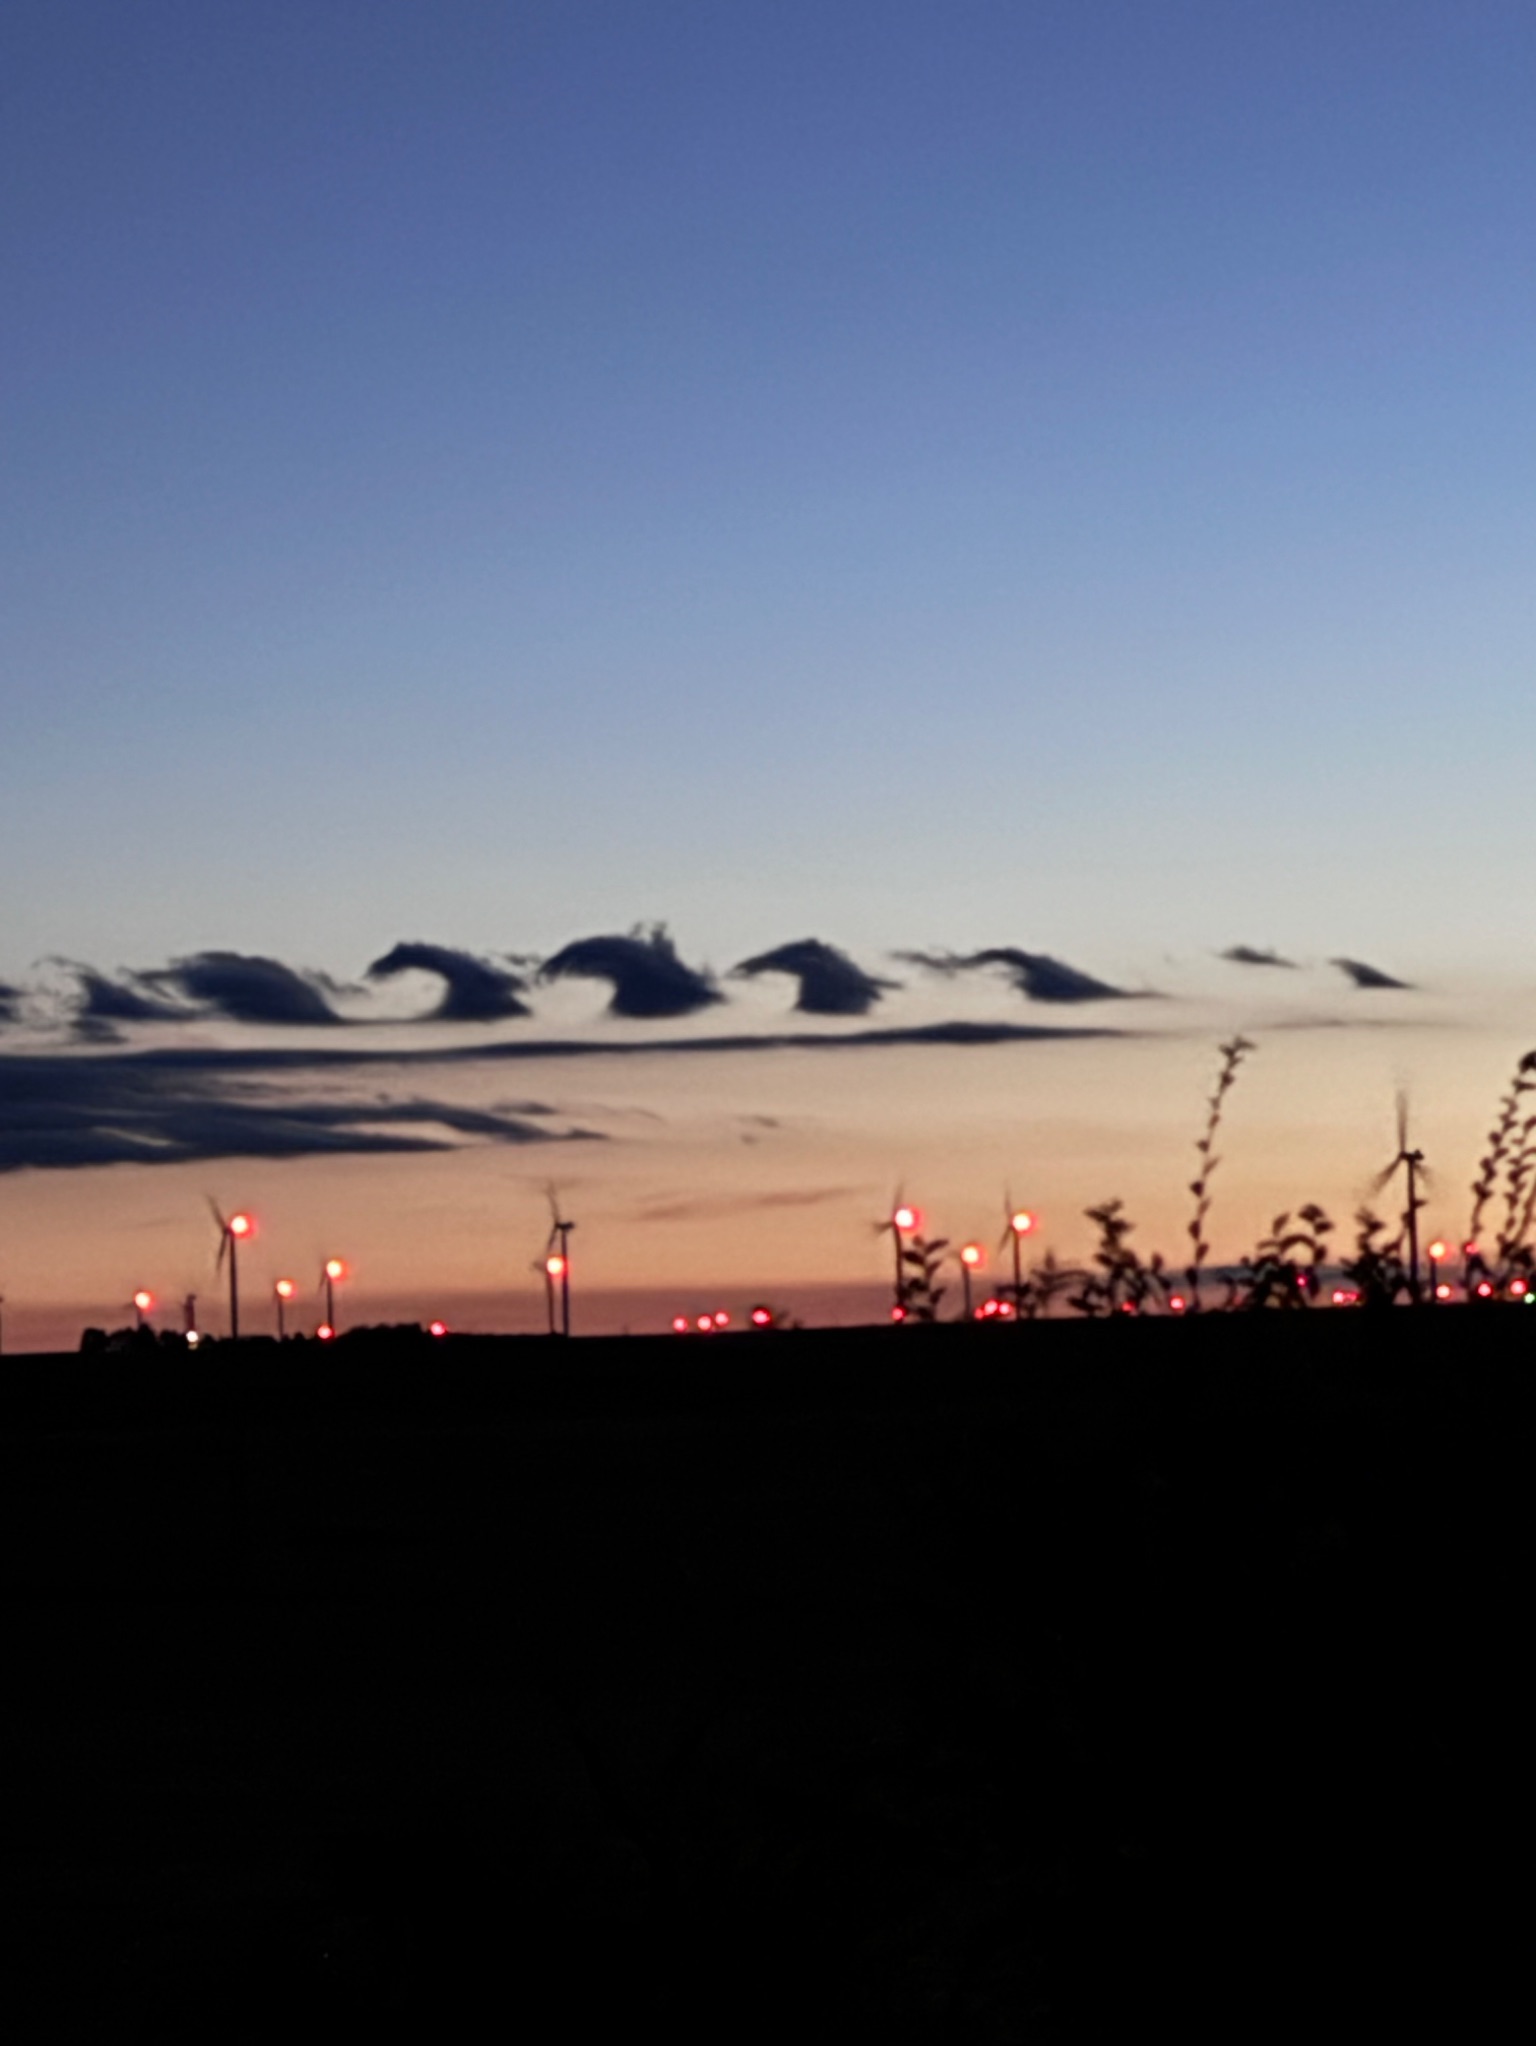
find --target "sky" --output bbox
[5,2,1536,1345]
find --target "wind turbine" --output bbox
[998,1194,1037,1311]
[209,1201,254,1340]
[544,1188,575,1337]
[1372,1091,1427,1304]
[874,1189,920,1319]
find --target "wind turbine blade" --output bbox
[207,1195,227,1233]
[1369,1160,1400,1198]
[215,1233,228,1274]
[1396,1089,1410,1154]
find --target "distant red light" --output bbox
[696,1315,713,1333]
[1435,1283,1452,1300]
[274,1278,296,1300]
[1009,1211,1035,1236]
[980,1297,999,1317]
[892,1206,919,1233]
[1428,1241,1447,1261]
[672,1316,689,1333]
[1168,1294,1186,1313]
[959,1243,983,1269]
[132,1290,154,1313]
[890,1304,907,1322]
[316,1322,335,1341]
[228,1213,253,1239]
[544,1254,566,1279]
[429,1319,447,1337]
[750,1307,772,1327]
[713,1310,730,1327]
[1510,1279,1528,1297]
[1476,1281,1494,1298]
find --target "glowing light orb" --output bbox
[275,1279,296,1300]
[544,1255,566,1279]
[892,1206,919,1233]
[317,1322,335,1341]
[672,1316,689,1333]
[430,1320,448,1337]
[324,1258,347,1281]
[228,1213,253,1239]
[132,1290,154,1313]
[1009,1211,1035,1236]
[959,1243,983,1269]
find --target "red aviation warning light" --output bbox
[1008,1211,1036,1237]
[712,1310,730,1328]
[228,1213,253,1240]
[544,1254,567,1279]
[892,1206,919,1233]
[750,1306,773,1327]
[672,1315,690,1334]
[430,1319,448,1337]
[316,1322,335,1341]
[132,1290,154,1314]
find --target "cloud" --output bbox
[367,941,531,1021]
[65,964,191,1023]
[893,947,1139,1001]
[0,1049,597,1173]
[1331,957,1413,991]
[0,982,20,1024]
[890,948,968,978]
[635,1186,864,1223]
[1220,945,1296,969]
[539,924,722,1018]
[142,951,343,1025]
[731,939,897,1015]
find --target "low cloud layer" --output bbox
[368,941,531,1021]
[142,951,343,1026]
[540,925,722,1018]
[0,1048,596,1173]
[1332,957,1413,990]
[732,939,896,1015]
[0,982,20,1024]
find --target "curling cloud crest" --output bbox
[368,942,531,1021]
[1331,957,1412,990]
[540,924,722,1018]
[142,951,343,1025]
[732,939,896,1016]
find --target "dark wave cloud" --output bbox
[969,949,1138,1002]
[1332,957,1413,990]
[896,946,1138,1003]
[539,925,722,1018]
[65,964,190,1024]
[367,941,532,1021]
[0,1051,596,1173]
[731,939,896,1015]
[142,951,343,1025]
[1220,945,1296,969]
[0,982,20,1024]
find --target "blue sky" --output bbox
[6,5,1536,1340]
[7,1,1536,984]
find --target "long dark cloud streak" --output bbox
[732,939,896,1015]
[1220,945,1296,969]
[0,1052,595,1173]
[367,941,531,1020]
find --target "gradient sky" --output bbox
[6,3,1536,1343]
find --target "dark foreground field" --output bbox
[3,1310,1531,2039]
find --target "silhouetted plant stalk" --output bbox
[1070,1199,1177,1316]
[1343,1208,1410,1309]
[1468,1052,1536,1271]
[1185,1035,1255,1310]
[898,1232,949,1321]
[1240,1204,1334,1308]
